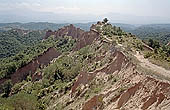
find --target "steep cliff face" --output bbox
[47,46,170,110]
[54,24,85,39]
[11,47,61,84]
[80,53,170,110]
[45,24,84,39]
[45,24,99,50]
[73,31,99,51]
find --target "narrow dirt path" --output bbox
[135,51,170,79]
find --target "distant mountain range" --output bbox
[0,22,170,44]
[0,22,94,31]
[0,22,138,31]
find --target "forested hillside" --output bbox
[129,24,170,45]
[0,22,94,31]
[0,29,45,58]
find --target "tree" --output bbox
[1,80,13,97]
[103,18,109,24]
[113,26,116,31]
[6,63,17,76]
[148,39,154,48]
[154,40,160,48]
[148,39,160,49]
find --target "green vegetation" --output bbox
[84,86,102,100]
[43,54,82,82]
[148,39,160,49]
[0,37,51,79]
[102,23,126,37]
[0,92,39,110]
[0,23,100,109]
[144,39,170,69]
[0,29,45,58]
[0,36,75,80]
[0,41,92,110]
[0,22,93,31]
[0,21,112,110]
[130,24,170,45]
[145,39,170,60]
[43,46,92,82]
[0,80,13,97]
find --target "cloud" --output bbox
[0,2,41,11]
[39,6,81,14]
[0,0,170,23]
[0,2,81,14]
[17,2,41,7]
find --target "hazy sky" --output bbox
[0,0,170,23]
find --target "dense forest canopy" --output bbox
[0,29,45,58]
[0,22,94,31]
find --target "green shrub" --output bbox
[0,80,13,97]
[144,52,153,58]
[0,92,39,110]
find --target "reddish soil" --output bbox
[71,71,96,95]
[45,24,100,96]
[71,50,129,97]
[73,31,99,51]
[44,24,85,40]
[116,82,142,109]
[44,30,55,39]
[73,48,170,109]
[12,47,60,84]
[54,24,85,39]
[140,78,170,109]
[101,51,128,74]
[82,94,104,110]
[45,24,99,51]
[111,94,121,103]
[155,93,165,107]
[113,75,170,109]
[141,96,157,110]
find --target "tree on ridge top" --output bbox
[103,18,109,24]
